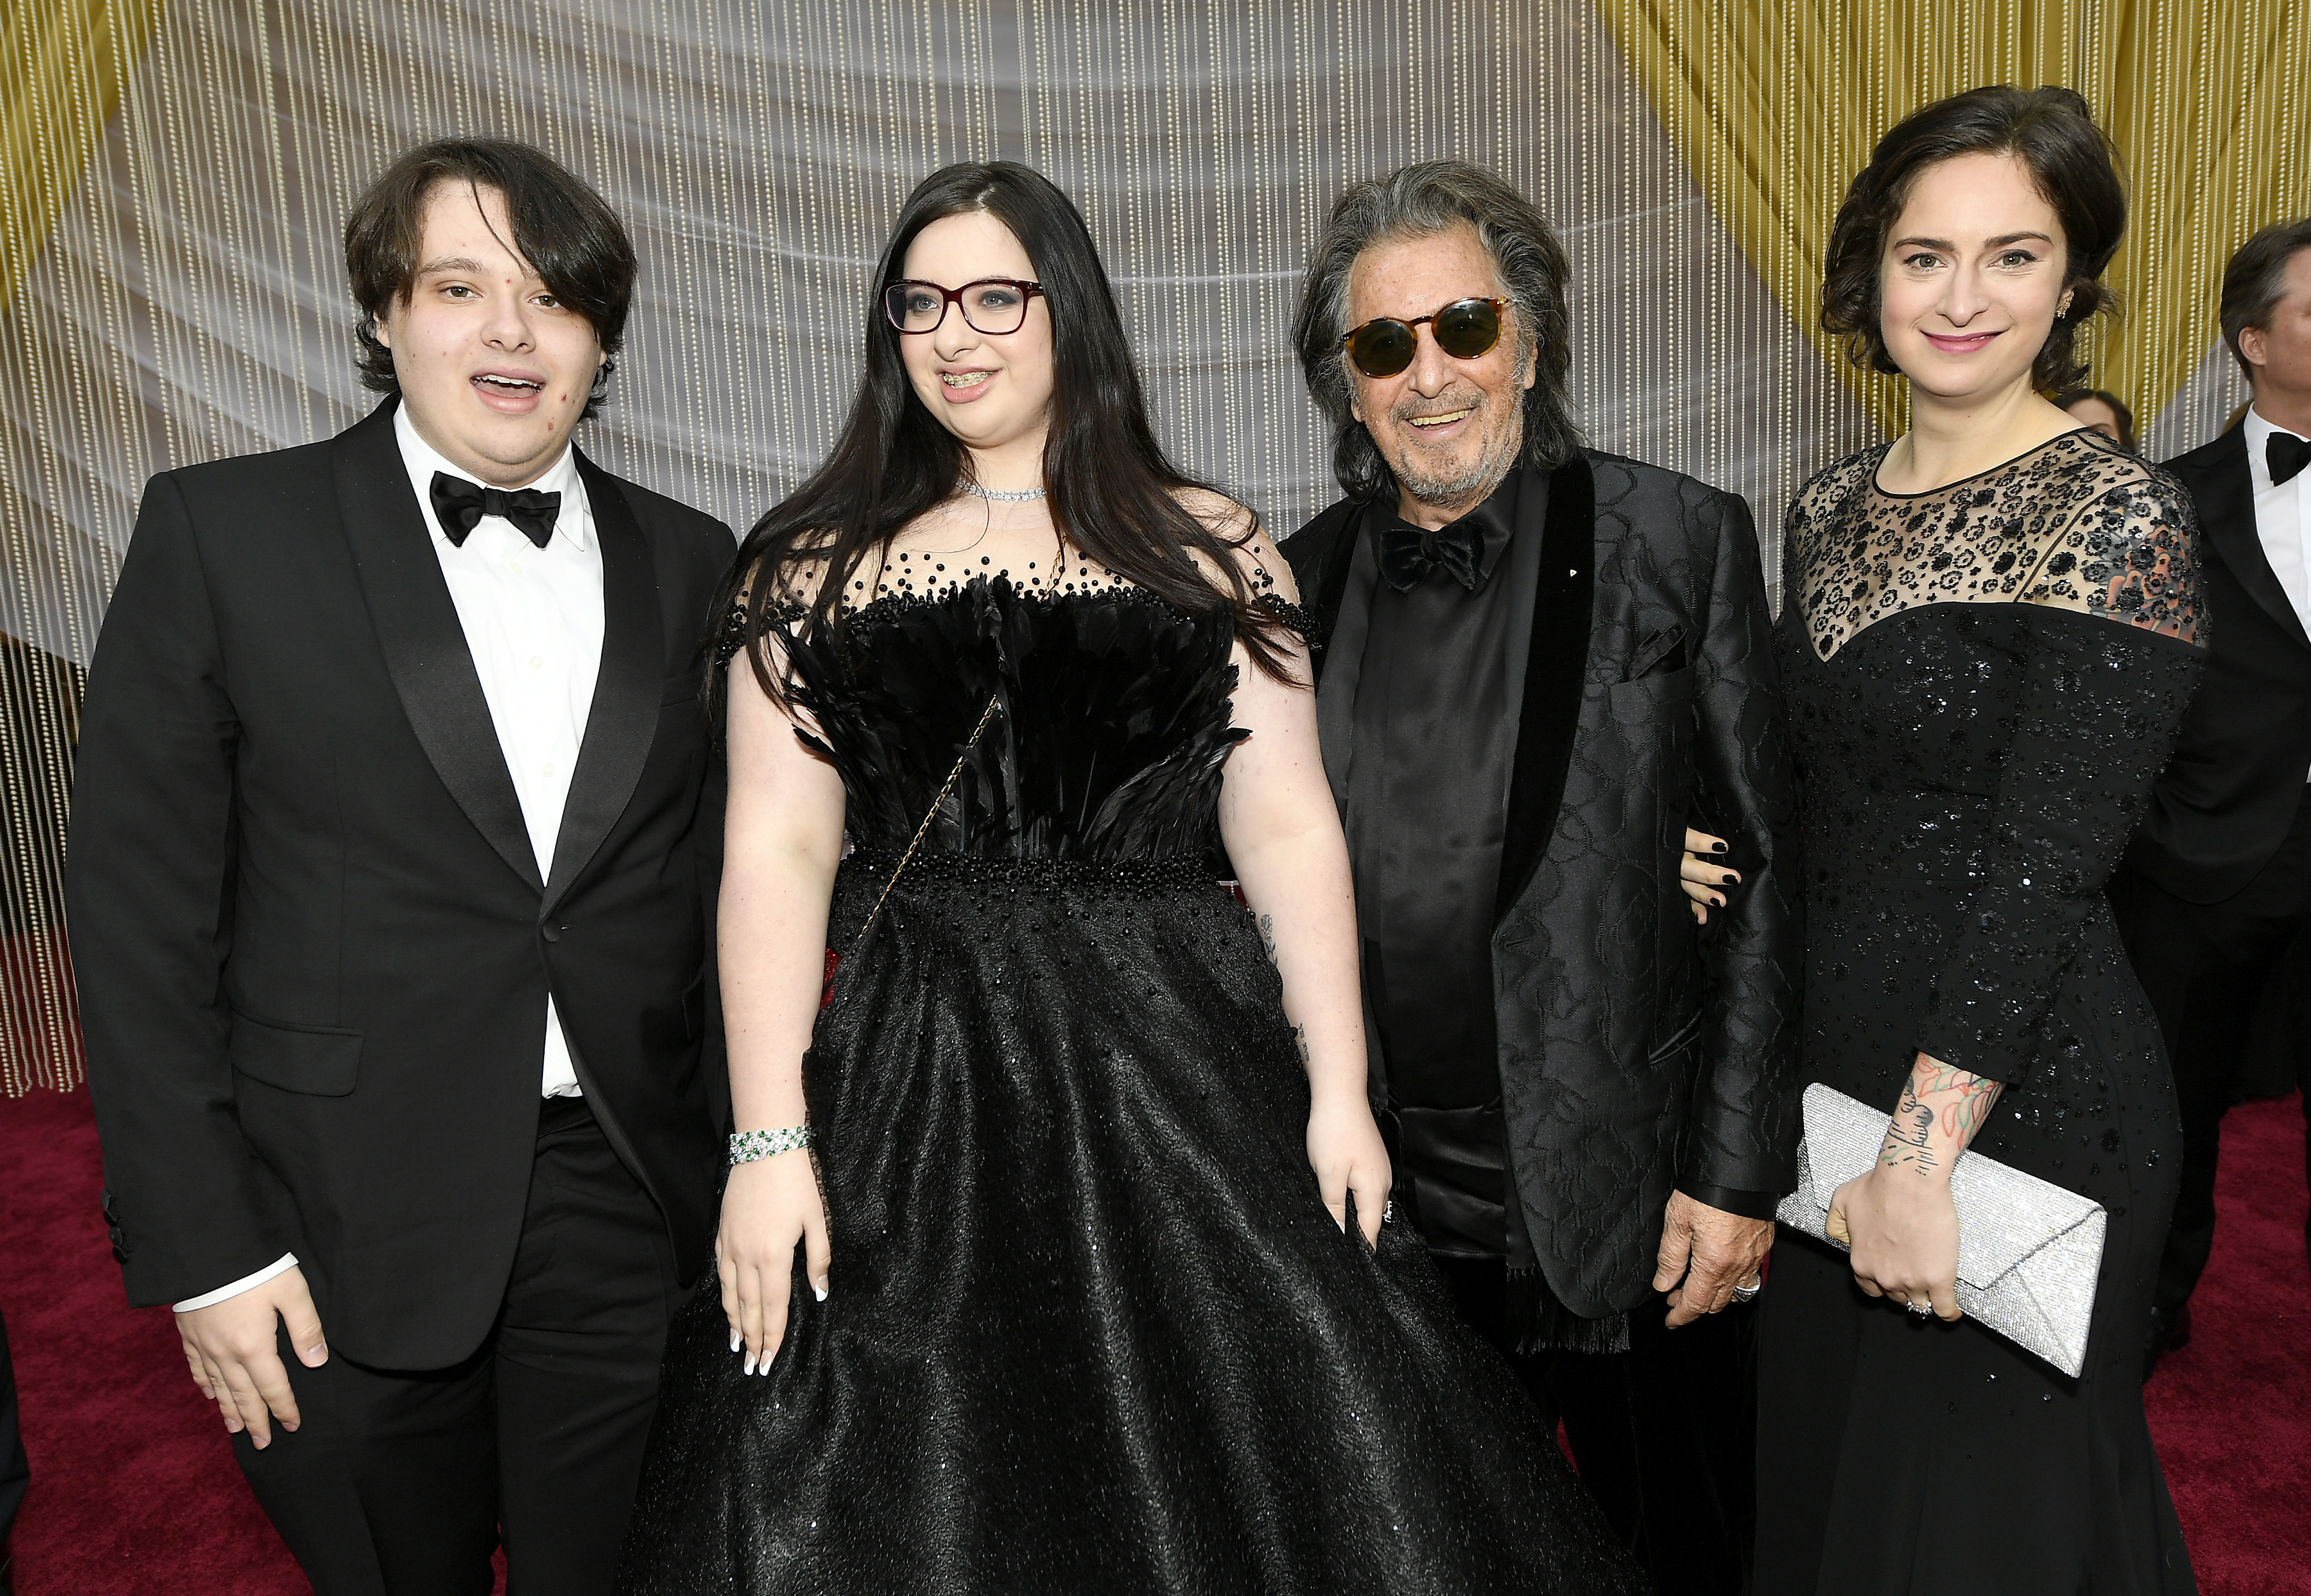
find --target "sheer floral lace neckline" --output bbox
[1792,429,2202,663]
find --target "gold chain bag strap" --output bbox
[819,691,1001,1010]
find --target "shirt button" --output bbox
[529,656,544,670]
[540,762,555,779]
[507,559,524,575]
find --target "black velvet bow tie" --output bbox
[2271,431,2311,488]
[430,472,562,549]
[1380,520,1485,592]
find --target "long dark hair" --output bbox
[718,161,1292,709]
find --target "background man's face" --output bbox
[374,181,603,487]
[1344,223,1536,525]
[2240,246,2311,405]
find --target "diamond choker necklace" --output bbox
[962,480,1047,502]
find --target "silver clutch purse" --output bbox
[1776,1082,2107,1377]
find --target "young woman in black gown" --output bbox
[614,163,1647,1595]
[1691,88,2203,1593]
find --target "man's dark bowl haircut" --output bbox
[343,137,637,421]
[1822,85,2125,395]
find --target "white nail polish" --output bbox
[743,1353,756,1376]
[730,1329,742,1353]
[813,1281,828,1303]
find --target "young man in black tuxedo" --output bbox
[2112,218,2311,1365]
[67,139,733,1595]
[1283,161,1801,1594]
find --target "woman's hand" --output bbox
[1307,1089,1392,1249]
[1826,1163,1963,1319]
[1825,1050,2002,1322]
[1680,827,1739,924]
[716,1151,831,1374]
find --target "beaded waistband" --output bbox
[839,848,1220,898]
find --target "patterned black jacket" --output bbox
[1285,449,1803,1316]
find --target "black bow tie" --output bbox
[2271,431,2311,488]
[1379,520,1485,593]
[430,472,562,549]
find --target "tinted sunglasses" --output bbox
[1341,296,1509,378]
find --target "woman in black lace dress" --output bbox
[1745,90,2203,1593]
[614,162,1646,1595]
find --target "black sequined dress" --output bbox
[617,574,1647,1595]
[1753,431,2204,1595]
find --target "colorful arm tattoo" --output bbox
[1877,1052,2002,1178]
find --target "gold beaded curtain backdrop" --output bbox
[1,1,2303,1095]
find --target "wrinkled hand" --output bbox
[1826,1165,1962,1320]
[1307,1091,1391,1249]
[176,1266,328,1449]
[1653,1192,1773,1327]
[1679,827,1739,925]
[718,1151,831,1375]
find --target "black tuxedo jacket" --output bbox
[68,400,734,1368]
[2129,423,2311,901]
[1287,451,1803,1316]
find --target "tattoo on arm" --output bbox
[1257,912,1279,966]
[1876,1052,2002,1177]
[1290,1022,1311,1069]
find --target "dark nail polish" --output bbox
[1710,841,1728,853]
[1721,873,1738,885]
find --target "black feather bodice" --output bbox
[774,577,1249,862]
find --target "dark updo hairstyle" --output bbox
[1820,85,2126,393]
[343,137,636,419]
[717,161,1294,705]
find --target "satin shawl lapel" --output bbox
[1495,454,1596,921]
[2190,425,2310,650]
[544,455,664,913]
[334,403,542,894]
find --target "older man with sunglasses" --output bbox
[1282,160,1801,1594]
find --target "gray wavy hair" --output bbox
[1294,160,1581,503]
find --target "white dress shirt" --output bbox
[2242,404,2311,780]
[175,411,605,1313]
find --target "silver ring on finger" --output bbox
[1907,1297,1932,1317]
[1730,1274,1762,1303]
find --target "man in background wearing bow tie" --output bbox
[68,139,731,1595]
[2112,218,2311,1372]
[1280,160,1800,1594]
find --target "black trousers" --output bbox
[1434,1255,1757,1596]
[235,1097,680,1596]
[2109,783,2311,1342]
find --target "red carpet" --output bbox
[2145,1091,2311,1596]
[3,1085,2305,1593]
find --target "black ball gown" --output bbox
[1753,430,2204,1594]
[616,570,1648,1595]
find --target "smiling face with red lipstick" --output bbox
[371,180,605,489]
[1877,151,2074,411]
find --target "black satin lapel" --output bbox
[334,403,542,894]
[1284,498,1365,686]
[544,457,665,912]
[1496,455,1596,921]
[2195,426,2310,649]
